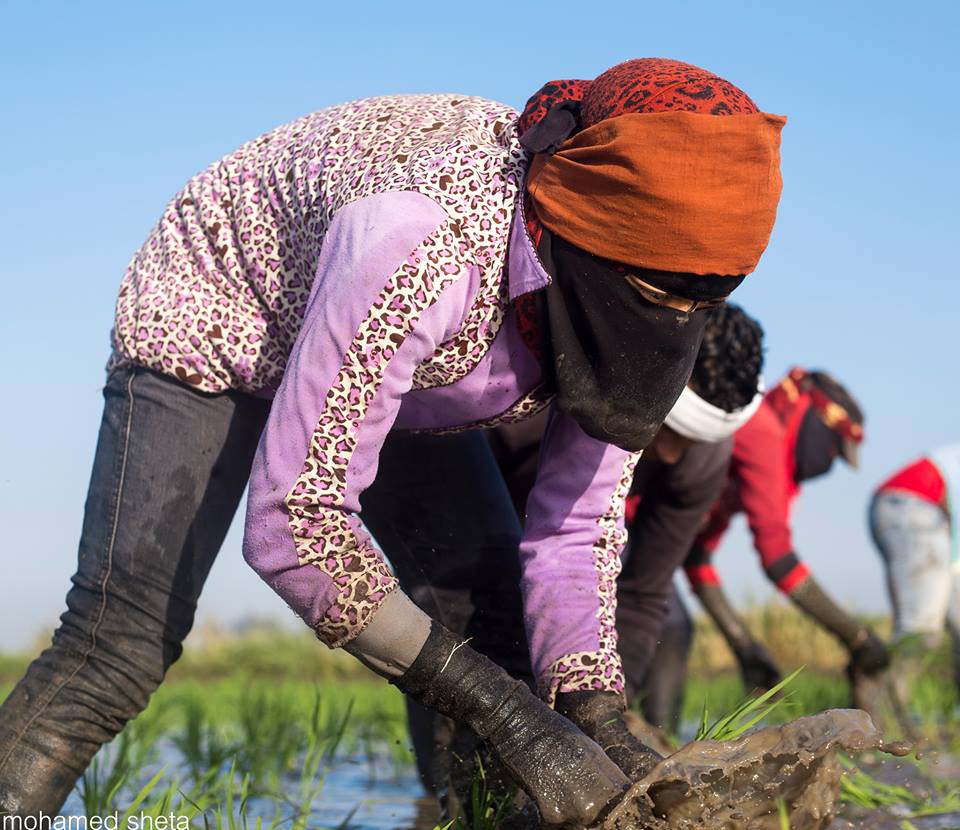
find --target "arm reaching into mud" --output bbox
[242,192,470,646]
[691,578,782,691]
[242,195,636,826]
[788,576,889,675]
[515,410,664,779]
[519,407,641,704]
[555,690,662,779]
[351,595,631,826]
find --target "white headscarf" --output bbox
[664,380,764,443]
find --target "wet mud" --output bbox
[849,666,922,745]
[623,710,677,758]
[593,709,910,830]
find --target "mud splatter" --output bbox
[594,709,910,830]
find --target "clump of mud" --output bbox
[594,709,910,830]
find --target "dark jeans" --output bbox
[0,368,529,814]
[629,586,692,732]
[0,368,272,815]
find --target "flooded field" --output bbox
[4,608,958,829]
[50,715,959,830]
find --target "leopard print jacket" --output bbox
[113,95,635,702]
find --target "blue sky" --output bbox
[0,1,957,649]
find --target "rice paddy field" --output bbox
[2,603,958,829]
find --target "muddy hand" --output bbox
[847,629,890,676]
[555,690,662,780]
[394,621,630,826]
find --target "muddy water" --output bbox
[597,709,910,830]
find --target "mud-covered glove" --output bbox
[393,621,630,826]
[735,640,783,691]
[789,576,890,676]
[847,629,891,676]
[555,690,662,780]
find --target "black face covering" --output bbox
[794,407,841,483]
[537,228,718,452]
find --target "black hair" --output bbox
[688,302,764,412]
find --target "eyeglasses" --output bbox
[624,273,727,313]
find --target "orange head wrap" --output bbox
[521,59,786,277]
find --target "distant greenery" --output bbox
[839,755,960,818]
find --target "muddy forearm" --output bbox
[786,576,867,648]
[555,690,661,779]
[695,583,782,689]
[694,582,755,651]
[788,576,890,674]
[393,620,629,826]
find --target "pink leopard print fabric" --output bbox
[114,95,533,648]
[285,219,483,647]
[110,95,525,395]
[540,450,640,704]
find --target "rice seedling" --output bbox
[444,757,517,830]
[695,667,805,741]
[777,797,790,830]
[171,694,235,782]
[839,755,960,818]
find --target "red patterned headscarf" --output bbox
[518,57,758,137]
[766,367,865,445]
[516,58,762,249]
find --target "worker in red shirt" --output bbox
[682,368,890,692]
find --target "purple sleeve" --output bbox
[519,406,641,703]
[243,191,479,648]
